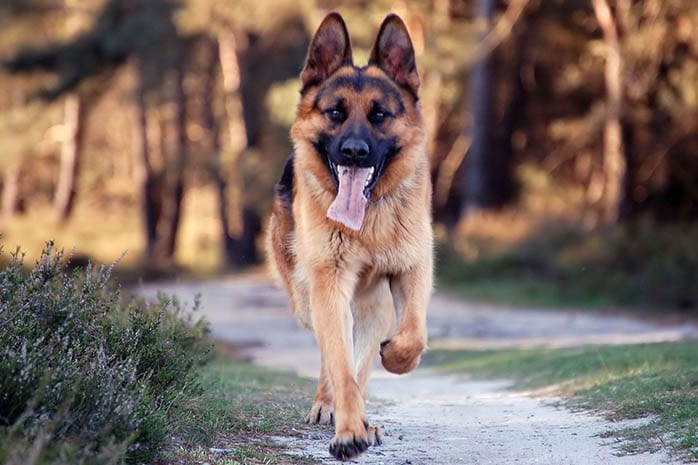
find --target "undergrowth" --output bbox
[439,220,698,311]
[0,243,212,465]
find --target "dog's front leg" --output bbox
[381,255,433,374]
[309,264,369,460]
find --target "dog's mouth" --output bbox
[326,161,384,231]
[328,162,383,196]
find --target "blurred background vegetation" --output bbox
[0,0,696,312]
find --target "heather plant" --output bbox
[0,243,211,465]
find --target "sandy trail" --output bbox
[140,276,697,465]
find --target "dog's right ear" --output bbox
[301,12,353,90]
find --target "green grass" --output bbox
[424,341,698,461]
[436,272,619,310]
[436,245,628,310]
[165,355,318,465]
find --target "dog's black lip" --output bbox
[327,160,340,189]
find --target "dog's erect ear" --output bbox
[369,14,420,96]
[301,12,353,89]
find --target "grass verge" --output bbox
[164,355,318,465]
[0,244,317,465]
[424,341,698,461]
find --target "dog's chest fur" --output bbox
[293,175,430,279]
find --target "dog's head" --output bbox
[291,12,425,231]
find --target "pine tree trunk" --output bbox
[2,165,21,219]
[53,93,82,223]
[159,48,187,260]
[490,34,525,207]
[217,29,259,267]
[462,0,495,217]
[433,0,451,28]
[218,29,247,238]
[422,70,443,167]
[592,0,627,224]
[203,39,235,266]
[131,58,160,261]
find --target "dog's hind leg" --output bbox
[353,278,395,399]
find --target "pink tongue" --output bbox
[327,165,372,231]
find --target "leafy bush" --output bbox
[0,243,211,465]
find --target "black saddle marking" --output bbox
[275,153,295,206]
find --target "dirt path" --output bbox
[140,276,698,464]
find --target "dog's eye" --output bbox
[326,108,346,123]
[369,108,389,125]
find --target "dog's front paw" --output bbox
[329,421,370,461]
[306,399,334,425]
[380,332,425,374]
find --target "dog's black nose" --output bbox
[340,138,369,158]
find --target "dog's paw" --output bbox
[367,424,383,446]
[380,333,425,374]
[306,399,334,425]
[329,421,370,461]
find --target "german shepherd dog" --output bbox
[267,12,432,461]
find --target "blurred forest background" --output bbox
[0,0,696,311]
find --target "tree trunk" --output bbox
[203,39,235,266]
[490,33,525,207]
[53,93,83,223]
[422,70,443,168]
[592,0,628,224]
[158,47,187,260]
[462,0,496,217]
[2,165,21,219]
[216,29,259,267]
[131,58,161,262]
[218,29,247,237]
[432,0,451,29]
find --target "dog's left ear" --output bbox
[369,14,420,96]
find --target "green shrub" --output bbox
[0,243,211,465]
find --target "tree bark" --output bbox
[131,58,161,262]
[218,29,247,237]
[462,0,496,217]
[158,47,187,260]
[216,29,259,267]
[53,93,83,223]
[432,0,451,29]
[422,70,443,168]
[2,165,21,219]
[203,40,233,266]
[203,39,235,266]
[592,0,628,224]
[490,33,525,207]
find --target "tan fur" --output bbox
[266,13,432,461]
